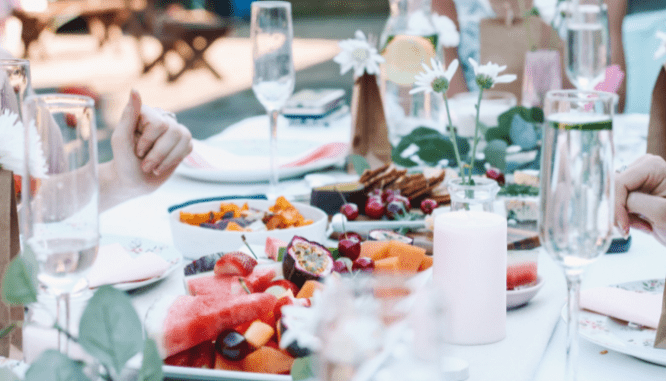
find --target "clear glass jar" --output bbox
[447,177,500,212]
[379,0,444,145]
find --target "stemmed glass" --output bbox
[22,94,99,353]
[539,90,615,380]
[250,1,295,199]
[563,0,610,90]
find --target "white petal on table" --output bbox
[580,287,663,329]
[87,243,171,288]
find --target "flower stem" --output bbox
[469,88,484,184]
[443,94,464,180]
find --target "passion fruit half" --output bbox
[282,236,333,288]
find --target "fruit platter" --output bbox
[144,230,433,380]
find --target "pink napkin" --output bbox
[183,140,349,170]
[594,65,625,94]
[86,243,171,288]
[580,287,663,329]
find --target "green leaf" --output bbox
[24,350,89,381]
[0,367,20,381]
[348,155,370,176]
[484,139,508,172]
[138,338,164,381]
[2,246,39,306]
[530,107,544,123]
[277,247,287,262]
[328,247,340,260]
[78,286,143,375]
[0,323,15,340]
[392,127,468,167]
[291,355,316,381]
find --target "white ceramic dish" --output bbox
[506,276,544,309]
[562,279,666,367]
[97,235,182,291]
[163,365,290,381]
[169,198,328,259]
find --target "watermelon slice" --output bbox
[265,237,288,261]
[157,292,278,358]
[187,267,276,296]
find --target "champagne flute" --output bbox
[564,0,610,90]
[539,90,615,380]
[250,1,295,199]
[22,94,99,353]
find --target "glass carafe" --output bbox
[379,0,443,145]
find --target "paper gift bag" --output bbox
[0,169,21,356]
[349,73,392,170]
[647,66,666,161]
[480,15,568,103]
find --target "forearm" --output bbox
[98,161,143,212]
[607,0,627,113]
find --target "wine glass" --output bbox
[563,0,610,90]
[22,94,99,353]
[250,1,295,199]
[539,90,615,380]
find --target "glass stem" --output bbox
[565,272,581,381]
[268,109,279,198]
[56,293,71,355]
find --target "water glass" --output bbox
[22,94,99,353]
[540,90,615,380]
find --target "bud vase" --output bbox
[447,177,500,212]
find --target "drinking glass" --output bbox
[22,94,99,353]
[563,0,610,90]
[250,1,295,199]
[539,90,615,380]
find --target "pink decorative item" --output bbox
[594,64,625,94]
[521,50,562,108]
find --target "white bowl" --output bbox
[506,276,544,309]
[169,198,328,259]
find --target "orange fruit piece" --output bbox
[179,212,211,226]
[374,256,400,274]
[418,256,433,271]
[388,240,426,273]
[296,280,324,299]
[360,241,392,261]
[241,346,294,374]
[226,222,246,231]
[214,352,244,371]
[244,320,275,349]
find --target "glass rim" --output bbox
[447,176,500,190]
[0,58,30,66]
[251,1,291,9]
[544,90,616,103]
[25,93,95,108]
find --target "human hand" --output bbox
[109,90,192,197]
[615,154,666,245]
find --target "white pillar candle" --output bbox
[433,210,507,345]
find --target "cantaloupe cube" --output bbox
[240,346,294,374]
[296,280,324,299]
[214,352,244,371]
[389,240,426,273]
[360,241,392,261]
[374,256,399,274]
[244,320,275,348]
[418,256,433,271]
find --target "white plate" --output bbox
[97,235,182,291]
[562,279,666,366]
[175,139,346,183]
[507,276,544,309]
[163,366,290,381]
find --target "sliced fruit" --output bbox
[374,256,400,274]
[296,279,325,299]
[388,240,427,274]
[282,236,334,288]
[244,320,275,348]
[164,340,216,368]
[352,257,375,273]
[338,237,361,261]
[266,279,300,297]
[215,329,253,361]
[418,255,433,271]
[214,352,244,371]
[359,240,391,261]
[265,237,288,261]
[214,252,258,277]
[240,346,294,374]
[187,275,252,297]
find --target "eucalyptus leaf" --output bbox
[0,367,20,381]
[348,155,371,176]
[78,286,143,375]
[509,114,538,150]
[138,338,164,381]
[484,139,508,172]
[0,323,15,339]
[291,355,315,381]
[24,350,89,381]
[1,246,39,306]
[392,127,469,167]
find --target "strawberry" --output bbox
[214,252,258,277]
[273,296,294,322]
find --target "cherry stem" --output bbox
[241,234,258,259]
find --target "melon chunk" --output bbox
[240,346,294,374]
[360,241,391,261]
[389,240,427,273]
[374,256,400,273]
[244,320,275,348]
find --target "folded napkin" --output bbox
[183,140,349,171]
[580,287,663,329]
[594,64,625,94]
[86,243,171,288]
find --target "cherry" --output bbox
[486,168,506,186]
[338,231,363,243]
[332,258,351,273]
[368,189,383,198]
[420,199,438,215]
[386,200,406,220]
[338,237,361,261]
[382,189,400,203]
[392,195,411,211]
[215,329,252,361]
[340,203,359,221]
[365,199,385,219]
[352,257,374,273]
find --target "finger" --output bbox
[152,135,193,176]
[136,116,170,159]
[615,174,631,236]
[140,127,185,173]
[115,90,142,140]
[625,192,666,229]
[627,213,653,233]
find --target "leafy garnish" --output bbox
[277,247,287,262]
[498,184,539,197]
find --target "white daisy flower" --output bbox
[468,58,517,89]
[409,58,459,95]
[333,30,385,78]
[0,109,47,178]
[431,14,460,48]
[655,31,666,60]
[279,290,324,352]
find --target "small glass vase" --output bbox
[447,177,500,212]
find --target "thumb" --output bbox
[117,89,142,138]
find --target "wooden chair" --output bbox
[126,2,233,82]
